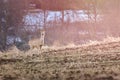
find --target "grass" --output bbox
[0,36,120,80]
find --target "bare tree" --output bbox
[0,0,29,51]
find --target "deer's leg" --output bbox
[32,46,34,49]
[39,45,42,50]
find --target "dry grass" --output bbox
[0,36,120,80]
[83,36,120,46]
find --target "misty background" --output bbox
[0,0,120,51]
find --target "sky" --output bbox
[24,10,101,26]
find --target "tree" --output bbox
[0,0,29,51]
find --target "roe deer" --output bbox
[29,30,45,50]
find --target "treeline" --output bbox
[0,0,120,51]
[0,0,29,51]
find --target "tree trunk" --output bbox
[61,10,64,24]
[43,10,46,30]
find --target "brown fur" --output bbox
[29,30,45,50]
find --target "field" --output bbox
[0,39,120,80]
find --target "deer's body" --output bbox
[29,30,45,50]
